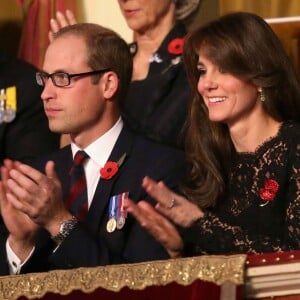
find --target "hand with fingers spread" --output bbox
[49,10,77,42]
[124,176,204,258]
[124,198,184,258]
[142,176,203,228]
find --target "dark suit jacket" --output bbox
[0,53,60,164]
[0,125,186,274]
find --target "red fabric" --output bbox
[18,280,224,300]
[247,250,300,267]
[17,0,77,69]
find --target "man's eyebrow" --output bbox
[40,69,67,74]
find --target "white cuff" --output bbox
[6,239,35,275]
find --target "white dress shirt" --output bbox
[6,117,123,274]
[71,117,123,207]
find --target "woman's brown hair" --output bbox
[182,12,300,208]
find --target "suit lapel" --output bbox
[85,126,135,232]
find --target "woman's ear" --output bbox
[102,71,119,100]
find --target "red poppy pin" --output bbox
[100,153,126,180]
[167,38,184,55]
[259,179,279,206]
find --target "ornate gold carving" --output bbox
[0,254,246,299]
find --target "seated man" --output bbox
[0,52,60,164]
[0,23,186,275]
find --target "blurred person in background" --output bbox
[0,52,60,165]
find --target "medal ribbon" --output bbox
[120,192,128,218]
[109,195,118,219]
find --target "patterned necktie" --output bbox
[65,150,89,221]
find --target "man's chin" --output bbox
[48,123,66,134]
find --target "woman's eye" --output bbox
[197,69,206,77]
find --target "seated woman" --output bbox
[124,11,300,258]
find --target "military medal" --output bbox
[0,87,17,124]
[0,90,6,124]
[107,192,129,232]
[0,103,5,123]
[107,195,117,233]
[116,192,128,230]
[4,106,16,123]
[116,215,125,230]
[106,217,117,233]
[5,86,17,123]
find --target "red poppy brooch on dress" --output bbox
[167,38,184,55]
[259,179,279,206]
[100,153,126,180]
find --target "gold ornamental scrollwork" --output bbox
[0,254,246,300]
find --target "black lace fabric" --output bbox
[184,121,300,255]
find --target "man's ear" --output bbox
[102,71,119,100]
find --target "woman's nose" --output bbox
[198,75,218,92]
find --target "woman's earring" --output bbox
[258,87,266,102]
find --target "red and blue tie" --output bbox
[65,150,89,221]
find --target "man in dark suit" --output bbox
[0,23,185,274]
[0,52,60,164]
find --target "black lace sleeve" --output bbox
[184,210,284,256]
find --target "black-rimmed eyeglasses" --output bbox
[36,69,111,87]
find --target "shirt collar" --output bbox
[71,117,123,167]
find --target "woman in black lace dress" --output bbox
[124,12,300,258]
